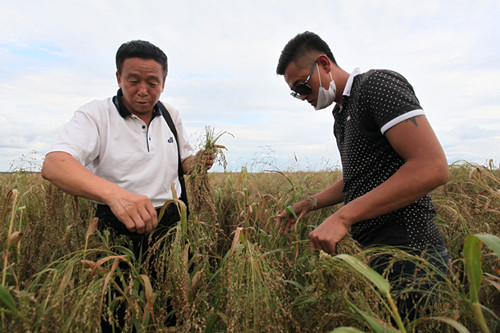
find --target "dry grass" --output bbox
[0,162,499,332]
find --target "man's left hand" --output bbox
[199,150,215,170]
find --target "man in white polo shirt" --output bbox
[42,40,213,251]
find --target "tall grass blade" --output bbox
[335,254,390,296]
[345,301,399,333]
[464,234,499,333]
[330,328,366,333]
[412,316,470,333]
[335,254,406,332]
[171,183,188,235]
[0,285,17,314]
[464,235,482,304]
[83,217,98,261]
[140,274,155,323]
[475,234,500,257]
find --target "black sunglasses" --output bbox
[290,60,317,99]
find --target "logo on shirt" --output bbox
[347,115,351,121]
[168,137,173,143]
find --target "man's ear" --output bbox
[317,54,332,73]
[116,71,122,87]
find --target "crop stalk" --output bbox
[2,190,19,288]
[472,302,490,333]
[386,294,407,333]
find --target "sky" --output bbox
[1,0,499,173]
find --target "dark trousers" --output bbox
[95,203,181,332]
[370,242,449,323]
[96,203,180,261]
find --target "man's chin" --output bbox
[134,104,153,113]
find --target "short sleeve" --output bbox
[362,70,424,134]
[48,104,101,167]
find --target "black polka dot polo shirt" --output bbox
[333,69,444,249]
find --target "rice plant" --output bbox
[188,126,232,219]
[0,161,498,332]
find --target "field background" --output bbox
[0,162,499,332]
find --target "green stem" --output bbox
[473,302,491,333]
[16,207,24,268]
[386,294,407,333]
[2,190,19,287]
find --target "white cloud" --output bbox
[1,0,499,172]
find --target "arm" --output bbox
[41,151,157,234]
[308,115,448,253]
[276,178,344,234]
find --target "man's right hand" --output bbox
[275,199,315,235]
[107,191,158,234]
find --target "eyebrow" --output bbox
[146,75,160,82]
[126,73,161,82]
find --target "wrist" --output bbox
[303,196,318,213]
[100,183,124,206]
[334,205,356,227]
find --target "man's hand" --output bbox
[182,150,215,174]
[198,150,215,170]
[106,191,158,234]
[276,199,315,235]
[308,213,350,254]
[42,152,158,234]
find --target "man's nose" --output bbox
[137,82,148,96]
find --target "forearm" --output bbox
[41,152,122,204]
[294,178,345,215]
[334,158,448,227]
[309,178,344,209]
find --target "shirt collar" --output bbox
[342,67,361,97]
[112,89,161,119]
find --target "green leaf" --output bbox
[294,297,317,306]
[463,234,494,333]
[336,254,390,296]
[284,279,305,291]
[330,328,366,333]
[285,205,297,221]
[0,285,17,314]
[204,312,227,333]
[464,235,483,303]
[475,234,500,257]
[112,246,136,262]
[411,316,470,333]
[347,301,399,333]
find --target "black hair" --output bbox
[276,31,336,75]
[115,40,168,79]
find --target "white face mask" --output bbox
[314,65,337,110]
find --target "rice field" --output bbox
[0,161,499,332]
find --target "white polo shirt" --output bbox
[49,93,194,208]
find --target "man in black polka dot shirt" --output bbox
[275,31,450,321]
